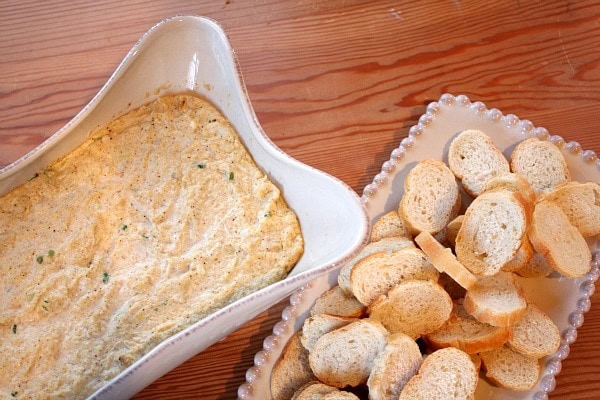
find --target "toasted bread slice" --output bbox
[513,252,553,278]
[479,345,540,391]
[337,236,415,294]
[271,332,317,400]
[508,303,560,359]
[368,280,452,339]
[510,137,571,194]
[447,129,510,197]
[446,214,464,249]
[463,271,527,327]
[367,333,422,400]
[424,300,511,354]
[310,286,366,318]
[455,190,528,276]
[501,235,534,273]
[349,247,439,306]
[483,172,536,206]
[415,231,477,290]
[529,201,591,278]
[399,159,461,235]
[308,319,388,388]
[322,391,360,400]
[398,347,478,400]
[371,210,412,242]
[290,381,339,400]
[439,272,467,300]
[538,181,600,237]
[301,314,356,352]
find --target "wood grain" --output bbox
[1,1,599,399]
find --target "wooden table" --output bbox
[2,1,599,398]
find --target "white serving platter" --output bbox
[239,93,600,400]
[0,16,369,400]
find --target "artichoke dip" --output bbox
[0,94,304,399]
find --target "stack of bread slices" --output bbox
[271,130,599,400]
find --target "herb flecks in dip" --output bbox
[0,94,304,399]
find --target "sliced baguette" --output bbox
[482,171,536,206]
[308,319,388,388]
[447,129,510,197]
[398,347,478,400]
[371,210,411,242]
[290,381,339,400]
[538,181,600,237]
[301,314,356,352]
[463,271,527,327]
[439,272,467,300]
[528,200,592,278]
[424,300,512,354]
[510,137,571,194]
[455,190,528,276]
[501,235,534,273]
[513,252,553,278]
[399,159,461,235]
[349,247,439,306]
[337,236,415,294]
[368,280,452,339]
[415,231,477,290]
[322,392,360,400]
[367,333,423,400]
[479,345,540,391]
[310,286,366,319]
[271,332,317,400]
[446,214,464,249]
[508,303,560,359]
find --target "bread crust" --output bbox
[537,181,600,237]
[349,247,439,306]
[455,190,529,276]
[367,333,422,400]
[507,303,560,358]
[528,200,591,278]
[337,237,415,295]
[480,345,541,391]
[398,347,478,400]
[424,300,512,354]
[399,159,461,235]
[415,231,477,290]
[271,332,317,400]
[308,319,388,388]
[370,210,411,242]
[310,286,366,318]
[510,137,571,194]
[463,272,527,327]
[447,129,510,197]
[368,280,452,339]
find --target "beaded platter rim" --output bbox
[238,93,600,400]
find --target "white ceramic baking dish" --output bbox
[0,16,369,400]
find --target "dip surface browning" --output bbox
[0,94,303,399]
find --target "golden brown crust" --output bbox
[528,201,591,278]
[463,272,527,327]
[370,210,411,242]
[424,301,512,354]
[271,332,317,400]
[415,231,477,290]
[510,137,571,194]
[399,159,461,236]
[455,190,528,276]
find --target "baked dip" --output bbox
[0,94,304,399]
